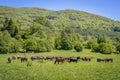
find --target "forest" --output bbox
[0,6,120,54]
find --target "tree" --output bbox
[97,34,106,44]
[0,31,12,54]
[86,40,96,49]
[60,30,73,50]
[33,16,52,27]
[23,38,37,52]
[2,18,19,37]
[74,43,83,52]
[99,43,115,54]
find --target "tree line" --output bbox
[0,17,120,54]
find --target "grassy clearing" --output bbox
[0,49,120,80]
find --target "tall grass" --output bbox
[0,49,120,80]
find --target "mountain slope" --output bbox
[0,6,120,38]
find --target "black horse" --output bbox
[8,57,12,63]
[69,57,80,63]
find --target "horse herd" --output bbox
[7,55,113,64]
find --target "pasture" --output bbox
[0,49,120,80]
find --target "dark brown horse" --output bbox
[97,58,113,62]
[105,58,113,62]
[21,57,28,62]
[54,57,65,64]
[81,57,91,61]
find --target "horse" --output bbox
[105,58,113,62]
[54,56,65,64]
[81,57,91,61]
[31,56,38,61]
[97,58,105,62]
[45,56,54,61]
[17,56,23,60]
[69,56,80,63]
[21,57,28,62]
[12,56,16,60]
[97,58,113,62]
[31,56,45,61]
[8,57,12,63]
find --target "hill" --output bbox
[0,6,120,54]
[0,6,120,39]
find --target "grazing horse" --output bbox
[54,57,65,64]
[105,58,113,62]
[17,56,23,60]
[31,56,45,61]
[97,58,113,62]
[7,56,16,63]
[8,57,12,63]
[21,57,28,62]
[81,57,91,61]
[45,56,54,61]
[12,56,16,60]
[69,57,80,63]
[31,56,38,61]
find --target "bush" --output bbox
[74,43,83,52]
[116,44,120,53]
[98,43,115,54]
[86,40,96,49]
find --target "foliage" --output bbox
[2,18,19,37]
[0,6,120,53]
[86,40,96,49]
[23,38,37,52]
[97,34,106,44]
[74,43,83,52]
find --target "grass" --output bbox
[0,49,120,80]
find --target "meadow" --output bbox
[0,49,120,80]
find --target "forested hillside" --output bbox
[0,6,120,54]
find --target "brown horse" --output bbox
[54,57,65,64]
[105,58,113,62]
[97,58,113,62]
[31,56,45,61]
[21,57,28,62]
[45,56,54,61]
[12,56,16,60]
[81,57,91,61]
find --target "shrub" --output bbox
[99,43,115,54]
[74,43,83,52]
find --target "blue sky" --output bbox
[0,0,120,21]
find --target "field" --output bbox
[0,49,120,80]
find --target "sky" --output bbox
[0,0,120,21]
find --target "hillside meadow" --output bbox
[0,49,120,80]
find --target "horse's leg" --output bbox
[54,60,56,64]
[21,59,22,62]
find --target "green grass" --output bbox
[0,49,120,80]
